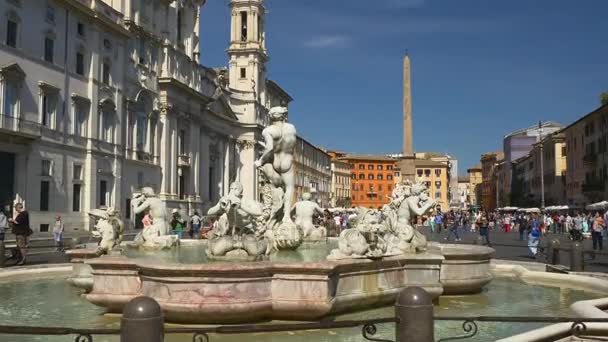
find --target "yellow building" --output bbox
[467,165,483,208]
[414,159,449,212]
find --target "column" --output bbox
[231,11,237,42]
[239,142,257,201]
[200,132,210,202]
[189,122,198,198]
[159,110,171,195]
[224,138,231,193]
[145,116,152,154]
[218,139,225,196]
[170,117,178,196]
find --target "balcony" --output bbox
[159,46,216,99]
[0,115,41,141]
[178,154,191,167]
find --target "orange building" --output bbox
[340,155,397,208]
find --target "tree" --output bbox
[601,92,608,106]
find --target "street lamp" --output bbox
[538,121,545,212]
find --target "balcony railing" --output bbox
[160,46,216,99]
[0,114,42,138]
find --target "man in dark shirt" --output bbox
[9,203,30,265]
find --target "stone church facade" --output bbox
[0,0,291,232]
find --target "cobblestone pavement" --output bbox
[420,225,608,273]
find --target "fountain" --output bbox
[3,107,606,339]
[60,107,494,324]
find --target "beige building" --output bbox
[293,137,331,207]
[457,176,470,209]
[330,157,351,208]
[413,159,449,212]
[467,165,482,208]
[0,0,292,232]
[564,104,608,206]
[511,132,567,207]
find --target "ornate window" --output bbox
[0,63,24,122]
[38,82,59,129]
[71,94,89,137]
[99,99,116,143]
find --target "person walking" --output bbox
[434,212,443,234]
[528,214,542,258]
[9,203,31,266]
[429,214,436,233]
[190,211,202,239]
[477,212,491,246]
[52,215,64,251]
[444,211,461,242]
[592,212,606,254]
[0,209,7,242]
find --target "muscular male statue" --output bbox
[293,192,324,238]
[254,107,297,224]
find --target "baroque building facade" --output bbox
[0,0,291,232]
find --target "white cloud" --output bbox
[303,35,352,48]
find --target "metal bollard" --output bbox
[121,296,164,342]
[549,239,560,265]
[395,287,434,342]
[570,242,584,272]
[0,240,5,268]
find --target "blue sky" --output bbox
[200,0,608,174]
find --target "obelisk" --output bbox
[400,51,416,182]
[403,51,413,156]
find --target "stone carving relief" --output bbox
[88,208,124,256]
[328,181,435,260]
[130,187,179,249]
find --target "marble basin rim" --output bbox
[80,243,495,324]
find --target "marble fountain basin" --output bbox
[71,243,494,324]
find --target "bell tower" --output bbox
[228,0,267,102]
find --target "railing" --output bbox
[159,46,217,99]
[0,308,608,341]
[0,114,42,137]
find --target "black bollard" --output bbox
[0,241,4,268]
[395,287,434,342]
[570,242,584,272]
[121,296,164,342]
[549,239,560,265]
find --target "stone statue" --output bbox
[388,182,436,253]
[327,208,389,260]
[294,193,326,241]
[328,181,436,260]
[254,106,302,250]
[88,208,123,256]
[206,182,267,259]
[131,187,179,249]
